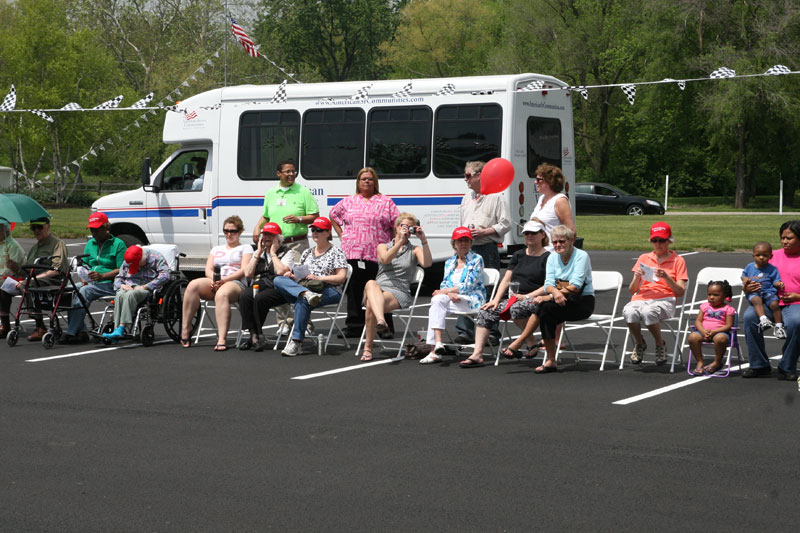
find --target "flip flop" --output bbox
[460,358,485,368]
[534,364,558,374]
[691,367,705,376]
[524,346,540,359]
[360,350,373,361]
[180,338,191,348]
[502,347,523,359]
[703,364,721,375]
[213,344,228,352]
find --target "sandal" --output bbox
[534,363,558,374]
[703,363,721,375]
[524,345,540,359]
[376,321,389,334]
[502,347,523,359]
[419,353,441,364]
[180,337,191,348]
[460,357,485,368]
[360,348,373,361]
[213,343,228,352]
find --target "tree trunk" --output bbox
[734,123,748,208]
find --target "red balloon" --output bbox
[9,222,15,232]
[480,157,515,195]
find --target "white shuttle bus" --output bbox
[93,74,575,271]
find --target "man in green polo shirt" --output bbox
[251,160,319,260]
[62,212,126,344]
[251,159,319,335]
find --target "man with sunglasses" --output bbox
[455,160,511,345]
[250,160,319,335]
[5,217,68,341]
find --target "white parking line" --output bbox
[292,356,402,380]
[26,338,175,362]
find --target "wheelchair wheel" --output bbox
[160,278,200,343]
[42,331,56,349]
[7,329,19,347]
[140,324,155,347]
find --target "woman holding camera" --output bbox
[360,213,432,361]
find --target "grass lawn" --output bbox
[11,208,795,252]
[577,215,792,251]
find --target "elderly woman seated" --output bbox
[460,220,551,367]
[524,225,594,374]
[419,227,486,364]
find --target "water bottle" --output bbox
[213,265,221,283]
[797,376,800,393]
[317,334,324,356]
[253,283,260,296]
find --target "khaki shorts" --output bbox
[622,297,676,326]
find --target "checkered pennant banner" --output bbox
[710,67,736,79]
[131,92,154,109]
[520,80,544,92]
[764,64,791,76]
[662,78,686,91]
[392,82,413,98]
[60,102,83,111]
[621,84,636,105]
[0,85,16,111]
[270,80,287,104]
[29,109,54,123]
[350,84,373,101]
[569,86,588,100]
[434,83,455,96]
[93,95,124,110]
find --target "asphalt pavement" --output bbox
[2,249,798,531]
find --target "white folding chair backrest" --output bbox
[482,268,501,304]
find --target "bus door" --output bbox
[146,147,213,257]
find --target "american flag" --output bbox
[231,16,259,58]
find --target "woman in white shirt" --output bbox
[180,215,253,351]
[530,163,576,250]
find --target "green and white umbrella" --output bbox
[0,193,50,224]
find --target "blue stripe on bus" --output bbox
[105,209,199,218]
[211,197,264,209]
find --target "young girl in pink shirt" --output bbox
[688,280,736,375]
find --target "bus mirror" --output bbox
[141,157,160,193]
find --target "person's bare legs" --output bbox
[214,282,243,346]
[363,286,399,361]
[181,278,213,344]
[687,331,705,373]
[645,321,664,345]
[507,314,540,352]
[468,325,492,361]
[705,333,729,373]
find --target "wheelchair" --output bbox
[92,245,200,347]
[6,254,101,349]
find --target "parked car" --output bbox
[574,182,665,215]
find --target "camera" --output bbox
[408,226,417,235]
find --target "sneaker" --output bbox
[103,326,126,339]
[281,339,302,357]
[759,316,773,332]
[419,353,441,364]
[306,321,316,336]
[277,322,292,336]
[630,342,646,364]
[774,324,787,339]
[654,342,668,366]
[253,337,271,353]
[433,342,447,355]
[303,291,322,307]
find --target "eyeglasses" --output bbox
[223,229,239,234]
[279,169,297,175]
[650,238,668,243]
[551,239,568,244]
[464,172,481,179]
[310,227,327,233]
[30,225,45,231]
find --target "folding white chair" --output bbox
[277,264,353,354]
[355,267,425,359]
[446,268,501,348]
[553,270,624,371]
[193,300,243,345]
[678,267,744,377]
[619,282,689,372]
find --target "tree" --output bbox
[253,0,404,82]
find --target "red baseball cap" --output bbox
[451,226,473,241]
[650,222,673,242]
[87,212,109,229]
[261,222,282,235]
[310,217,332,231]
[124,245,144,274]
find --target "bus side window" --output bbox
[238,110,300,180]
[433,104,502,178]
[367,106,432,178]
[526,116,562,177]
[302,108,365,179]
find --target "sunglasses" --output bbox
[30,225,45,231]
[464,172,481,179]
[551,239,568,244]
[523,230,543,236]
[310,227,328,233]
[223,229,239,234]
[650,238,668,243]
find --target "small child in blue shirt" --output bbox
[741,242,785,338]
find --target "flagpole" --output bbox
[224,0,229,87]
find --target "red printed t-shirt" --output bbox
[770,249,800,306]
[631,250,688,301]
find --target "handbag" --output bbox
[403,340,431,359]
[556,279,583,303]
[298,278,327,292]
[498,295,518,321]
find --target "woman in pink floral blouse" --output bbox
[330,167,399,337]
